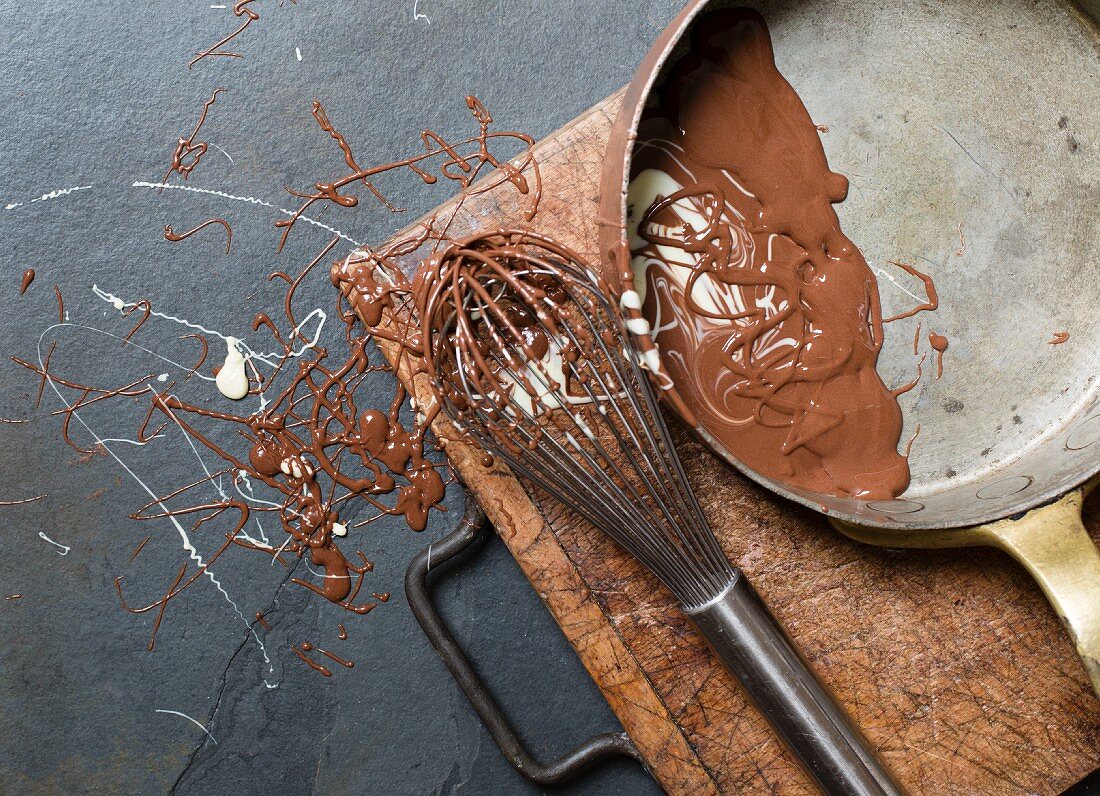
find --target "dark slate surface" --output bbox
[0,2,682,793]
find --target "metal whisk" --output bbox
[418,229,902,796]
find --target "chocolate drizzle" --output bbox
[165,218,232,255]
[314,645,354,669]
[163,89,225,184]
[626,9,917,499]
[280,97,539,252]
[293,641,354,676]
[53,285,64,323]
[16,233,449,634]
[882,262,938,323]
[929,332,949,379]
[189,0,265,69]
[291,643,332,677]
[128,534,152,564]
[17,95,542,661]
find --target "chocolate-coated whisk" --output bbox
[421,231,733,608]
[418,230,901,796]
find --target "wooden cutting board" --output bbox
[364,90,1100,795]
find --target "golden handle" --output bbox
[976,487,1100,699]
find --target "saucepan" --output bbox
[599,0,1100,696]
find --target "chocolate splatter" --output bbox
[19,268,34,295]
[278,97,540,251]
[929,332,949,379]
[313,644,354,669]
[18,95,540,658]
[115,561,189,652]
[128,535,152,564]
[892,355,926,398]
[165,218,232,255]
[163,88,225,183]
[189,0,266,69]
[903,424,922,458]
[291,643,332,677]
[882,261,939,323]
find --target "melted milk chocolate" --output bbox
[929,332,949,379]
[628,9,908,499]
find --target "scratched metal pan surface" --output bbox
[600,0,1100,532]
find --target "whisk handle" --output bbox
[685,577,903,796]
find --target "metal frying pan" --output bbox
[599,0,1100,695]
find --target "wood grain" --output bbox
[351,91,1100,795]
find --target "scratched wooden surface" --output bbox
[357,91,1100,795]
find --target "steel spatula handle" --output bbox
[685,576,903,796]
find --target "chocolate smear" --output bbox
[627,9,914,499]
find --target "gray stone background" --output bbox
[0,1,684,793]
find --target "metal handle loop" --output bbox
[404,494,644,786]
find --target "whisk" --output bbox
[417,229,902,796]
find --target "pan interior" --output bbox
[631,0,1100,529]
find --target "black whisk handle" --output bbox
[685,577,904,796]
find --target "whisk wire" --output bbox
[551,270,733,587]
[465,348,705,591]
[450,344,645,534]
[553,300,728,591]
[421,233,736,606]
[514,274,718,589]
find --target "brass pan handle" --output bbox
[977,485,1100,699]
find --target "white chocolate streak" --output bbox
[6,182,363,252]
[154,709,217,745]
[130,181,363,247]
[619,289,642,311]
[506,334,581,416]
[0,494,46,506]
[4,184,94,211]
[627,162,797,373]
[38,532,70,555]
